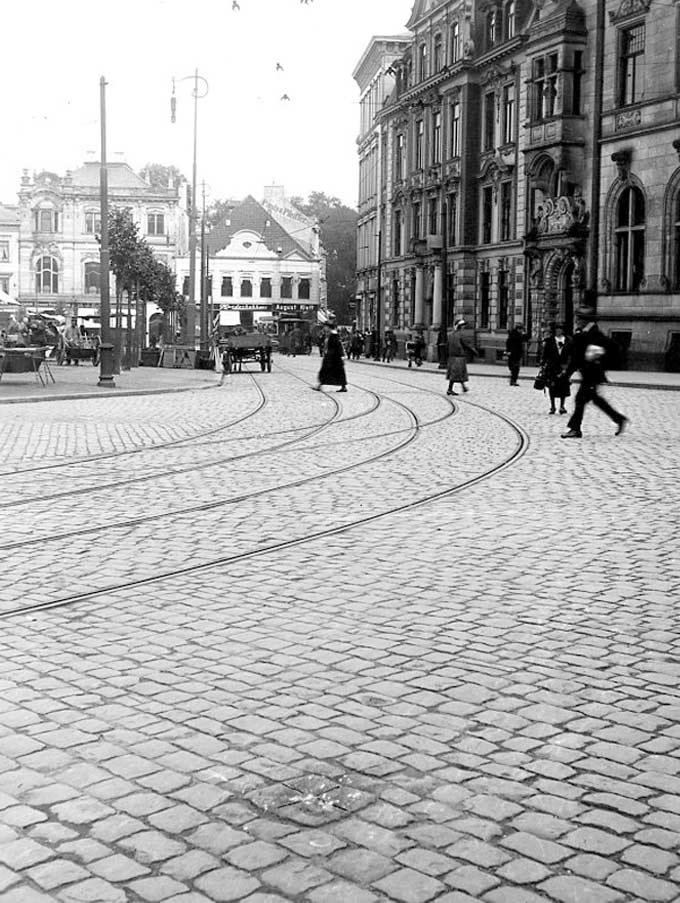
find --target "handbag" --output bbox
[533,370,547,391]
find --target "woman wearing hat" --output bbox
[313,319,347,393]
[446,319,477,395]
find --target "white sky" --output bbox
[3,0,413,210]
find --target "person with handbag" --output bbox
[541,323,572,415]
[560,304,628,439]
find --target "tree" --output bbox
[205,198,235,229]
[291,192,357,323]
[139,163,186,190]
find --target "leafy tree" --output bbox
[205,198,235,229]
[139,163,186,190]
[291,192,357,323]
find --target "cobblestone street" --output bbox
[0,357,679,903]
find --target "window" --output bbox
[531,53,559,121]
[500,181,513,241]
[396,133,405,180]
[0,276,9,294]
[486,9,497,48]
[147,213,165,236]
[432,111,442,164]
[84,261,100,294]
[433,33,443,72]
[428,197,438,235]
[615,186,645,291]
[84,211,101,234]
[447,193,457,245]
[619,23,645,106]
[182,276,190,296]
[0,240,8,261]
[451,22,460,63]
[35,256,59,293]
[480,271,490,328]
[450,101,460,156]
[418,43,427,81]
[415,119,424,169]
[299,278,310,299]
[484,92,495,151]
[413,202,421,240]
[392,279,400,325]
[221,276,233,296]
[498,267,509,329]
[572,51,583,114]
[674,194,680,289]
[394,209,403,256]
[502,85,515,144]
[505,0,516,39]
[260,277,272,298]
[281,277,293,298]
[240,278,253,297]
[482,186,493,244]
[34,209,59,232]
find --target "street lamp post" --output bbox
[171,70,208,349]
[98,76,115,388]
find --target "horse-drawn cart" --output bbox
[220,331,272,373]
[56,337,100,366]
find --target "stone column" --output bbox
[432,263,443,327]
[414,266,424,326]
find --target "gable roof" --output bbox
[208,195,313,260]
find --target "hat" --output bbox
[575,306,596,320]
[455,318,466,328]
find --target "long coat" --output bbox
[541,335,572,396]
[446,330,474,382]
[318,331,347,387]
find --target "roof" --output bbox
[69,161,153,191]
[207,195,313,260]
[0,205,19,225]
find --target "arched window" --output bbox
[84,261,100,294]
[35,256,59,293]
[486,10,497,48]
[418,43,427,81]
[505,0,516,39]
[674,194,680,289]
[615,186,645,291]
[433,33,443,71]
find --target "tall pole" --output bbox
[98,76,115,387]
[375,227,382,359]
[200,181,207,351]
[185,70,199,348]
[439,195,449,368]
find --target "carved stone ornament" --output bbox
[609,0,651,23]
[536,196,588,236]
[615,109,642,131]
[611,150,631,181]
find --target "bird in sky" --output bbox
[281,94,290,101]
[232,0,240,9]
[276,62,284,71]
[301,0,313,4]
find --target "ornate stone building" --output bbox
[0,204,20,300]
[355,0,680,369]
[16,158,187,316]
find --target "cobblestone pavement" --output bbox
[0,357,679,902]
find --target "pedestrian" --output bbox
[414,329,426,366]
[313,319,347,392]
[505,324,526,386]
[446,318,477,395]
[350,331,363,361]
[561,304,628,439]
[382,329,397,363]
[217,344,232,386]
[541,323,572,414]
[64,317,81,365]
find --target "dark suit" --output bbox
[541,335,572,405]
[565,324,624,432]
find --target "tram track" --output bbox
[0,384,427,551]
[0,384,527,619]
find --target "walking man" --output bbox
[446,318,477,395]
[561,305,628,439]
[505,323,526,386]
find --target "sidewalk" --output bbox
[354,356,680,391]
[0,362,216,404]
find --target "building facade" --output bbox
[176,186,326,329]
[0,204,20,299]
[355,0,680,370]
[15,158,187,317]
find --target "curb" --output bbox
[0,382,217,406]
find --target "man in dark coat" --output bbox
[561,305,628,439]
[505,324,526,386]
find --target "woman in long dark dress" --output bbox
[314,322,347,392]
